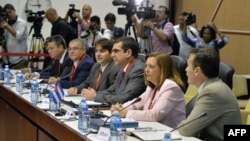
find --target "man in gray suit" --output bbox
[67,38,120,95]
[82,37,146,104]
[178,46,241,141]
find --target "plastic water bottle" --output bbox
[109,111,123,141]
[49,86,58,113]
[78,98,89,133]
[16,70,24,94]
[162,132,172,141]
[30,78,39,104]
[3,65,10,87]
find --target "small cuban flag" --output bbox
[52,82,65,104]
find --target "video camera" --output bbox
[25,10,45,35]
[112,0,155,20]
[68,4,80,17]
[0,6,7,23]
[25,10,44,23]
[112,0,136,18]
[185,12,196,25]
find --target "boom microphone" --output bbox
[170,112,207,132]
[40,64,52,74]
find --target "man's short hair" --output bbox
[90,15,101,25]
[115,37,139,58]
[95,38,114,53]
[4,3,15,11]
[190,46,220,78]
[47,35,67,49]
[104,13,116,23]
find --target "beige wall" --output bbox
[174,0,250,74]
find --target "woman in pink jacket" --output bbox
[110,52,186,128]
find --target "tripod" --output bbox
[124,16,139,45]
[28,25,44,69]
[69,16,78,36]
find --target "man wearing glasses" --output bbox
[48,38,94,88]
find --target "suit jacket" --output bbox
[76,61,121,93]
[40,52,72,79]
[94,58,146,104]
[124,79,186,128]
[178,78,241,141]
[60,54,94,89]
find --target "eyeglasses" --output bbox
[68,47,82,52]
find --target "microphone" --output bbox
[118,97,141,112]
[170,112,207,132]
[40,65,52,74]
[103,97,142,127]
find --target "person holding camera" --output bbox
[181,22,229,54]
[174,12,200,59]
[0,3,28,69]
[131,5,175,54]
[64,4,92,37]
[80,15,112,60]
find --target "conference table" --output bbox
[0,79,202,141]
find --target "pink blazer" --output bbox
[124,79,186,128]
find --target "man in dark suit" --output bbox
[48,38,94,88]
[82,37,146,104]
[67,38,121,95]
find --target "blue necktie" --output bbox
[117,71,125,95]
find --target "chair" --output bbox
[170,55,188,92]
[232,74,249,108]
[240,98,250,124]
[219,62,234,89]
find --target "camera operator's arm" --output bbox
[131,15,142,37]
[145,20,170,41]
[63,10,70,22]
[0,21,17,37]
[210,22,225,39]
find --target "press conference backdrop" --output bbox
[1,0,169,51]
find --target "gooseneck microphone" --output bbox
[103,97,142,127]
[40,65,52,74]
[170,112,207,132]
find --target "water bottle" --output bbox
[3,65,10,87]
[30,78,39,104]
[109,111,123,141]
[162,132,172,141]
[49,86,58,113]
[78,98,89,133]
[16,70,24,94]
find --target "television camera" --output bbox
[112,0,156,20]
[25,10,45,35]
[0,5,7,46]
[67,4,80,36]
[68,4,80,17]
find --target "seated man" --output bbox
[24,35,72,80]
[67,38,121,95]
[82,37,146,104]
[48,38,94,88]
[178,46,241,141]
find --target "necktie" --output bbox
[95,70,102,89]
[117,71,125,95]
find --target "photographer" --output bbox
[0,3,28,69]
[80,15,112,60]
[64,4,92,37]
[131,5,175,54]
[174,11,200,59]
